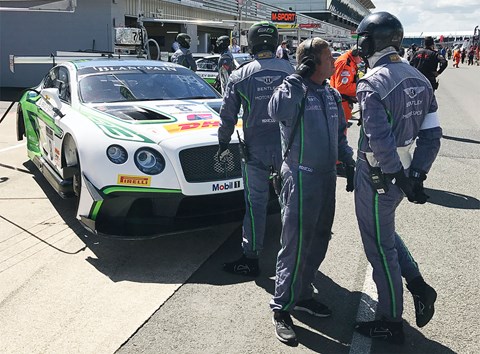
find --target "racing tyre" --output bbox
[72,154,81,198]
[16,104,26,141]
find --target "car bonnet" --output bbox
[83,99,228,144]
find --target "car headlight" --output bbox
[106,145,128,164]
[134,148,165,175]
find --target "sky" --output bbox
[371,0,479,34]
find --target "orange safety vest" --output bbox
[330,51,359,121]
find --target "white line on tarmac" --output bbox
[349,263,377,354]
[0,142,25,153]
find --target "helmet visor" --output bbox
[356,34,371,59]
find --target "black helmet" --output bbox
[247,21,278,55]
[356,12,403,59]
[176,33,192,49]
[216,35,230,53]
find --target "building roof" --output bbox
[357,0,375,10]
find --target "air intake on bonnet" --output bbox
[97,105,174,121]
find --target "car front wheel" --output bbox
[72,156,81,198]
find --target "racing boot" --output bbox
[354,318,405,345]
[407,276,437,328]
[222,254,259,277]
[272,310,297,345]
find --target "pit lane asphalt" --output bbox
[1,63,479,354]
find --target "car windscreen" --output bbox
[79,71,219,103]
[234,55,252,65]
[196,58,218,72]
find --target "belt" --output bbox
[358,144,413,169]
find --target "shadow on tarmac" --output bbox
[186,212,455,353]
[17,160,243,285]
[442,134,480,145]
[426,187,479,209]
[12,148,458,353]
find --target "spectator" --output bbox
[440,46,446,57]
[410,36,448,90]
[461,48,466,64]
[467,47,475,65]
[453,47,461,68]
[398,47,409,63]
[407,44,417,61]
[229,38,241,53]
[276,40,289,60]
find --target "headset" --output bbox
[303,38,315,61]
[351,46,360,57]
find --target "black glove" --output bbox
[345,160,355,192]
[295,57,316,78]
[387,168,416,202]
[409,168,429,204]
[216,142,230,162]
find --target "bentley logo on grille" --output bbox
[213,151,236,173]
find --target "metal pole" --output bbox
[238,4,242,46]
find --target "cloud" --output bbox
[372,0,480,32]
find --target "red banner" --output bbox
[299,23,321,29]
[271,12,296,23]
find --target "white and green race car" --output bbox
[16,58,245,238]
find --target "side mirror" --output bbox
[40,88,62,110]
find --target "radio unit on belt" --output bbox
[369,166,389,194]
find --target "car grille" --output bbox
[179,144,242,183]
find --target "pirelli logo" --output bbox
[117,174,151,186]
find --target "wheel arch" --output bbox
[62,133,80,165]
[61,133,79,173]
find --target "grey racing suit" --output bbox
[267,74,354,311]
[355,50,442,321]
[218,52,294,258]
[171,47,197,71]
[217,50,235,94]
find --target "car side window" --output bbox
[43,69,56,89]
[197,58,217,71]
[57,67,71,103]
[43,67,71,104]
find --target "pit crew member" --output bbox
[353,11,442,344]
[217,21,294,277]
